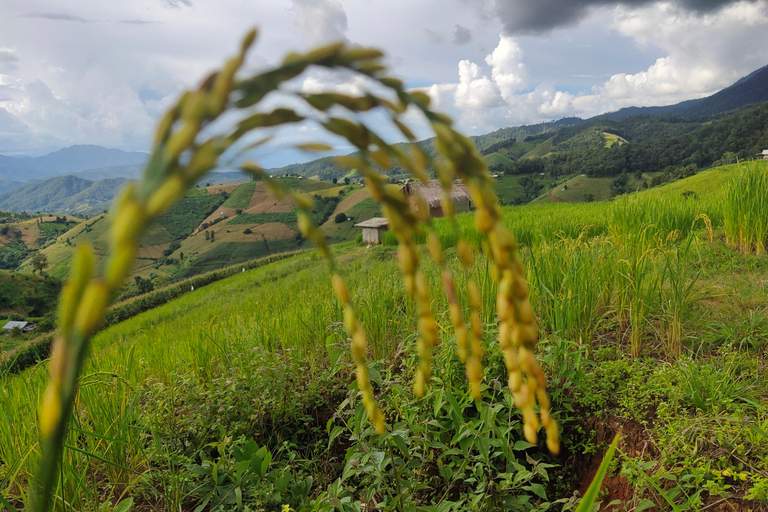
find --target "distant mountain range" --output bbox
[2,61,768,214]
[0,145,149,182]
[594,64,768,120]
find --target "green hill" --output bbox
[2,162,767,510]
[0,175,127,215]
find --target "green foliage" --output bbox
[222,181,258,209]
[229,212,297,228]
[0,175,128,216]
[723,161,768,254]
[157,193,227,238]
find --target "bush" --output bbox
[334,213,347,223]
[243,228,253,234]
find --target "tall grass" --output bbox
[723,161,768,254]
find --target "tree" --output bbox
[334,213,347,223]
[244,228,253,234]
[344,177,350,185]
[31,252,48,275]
[134,276,154,294]
[332,177,338,184]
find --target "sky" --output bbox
[2,0,768,166]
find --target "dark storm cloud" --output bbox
[453,24,473,45]
[494,0,761,33]
[424,28,446,43]
[20,12,92,22]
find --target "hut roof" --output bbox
[354,217,389,229]
[3,321,28,330]
[401,180,472,207]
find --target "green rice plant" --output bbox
[23,29,561,512]
[527,235,614,351]
[723,161,768,254]
[617,246,661,359]
[658,234,703,357]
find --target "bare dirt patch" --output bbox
[333,189,370,217]
[138,243,170,260]
[207,183,243,194]
[197,207,238,232]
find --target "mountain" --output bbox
[0,175,127,215]
[595,64,768,121]
[0,145,148,181]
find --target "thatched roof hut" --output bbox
[354,217,389,244]
[401,180,473,218]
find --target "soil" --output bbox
[572,416,759,511]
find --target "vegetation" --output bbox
[0,175,128,216]
[2,29,768,512]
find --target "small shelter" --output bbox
[2,321,36,332]
[757,150,768,160]
[355,217,389,244]
[401,180,472,218]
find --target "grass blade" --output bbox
[576,433,620,512]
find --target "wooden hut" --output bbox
[401,180,472,218]
[757,150,768,160]
[355,217,389,244]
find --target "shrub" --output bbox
[334,213,347,223]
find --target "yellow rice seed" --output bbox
[466,357,482,387]
[373,408,386,433]
[524,423,538,445]
[474,208,494,234]
[397,245,416,274]
[343,307,357,334]
[356,365,369,387]
[457,240,473,267]
[545,421,560,454]
[499,322,511,349]
[73,281,110,335]
[455,325,468,362]
[146,174,186,218]
[508,371,522,392]
[468,281,482,311]
[39,384,62,438]
[427,232,443,265]
[332,274,350,304]
[503,347,519,373]
[518,300,536,325]
[105,245,137,289]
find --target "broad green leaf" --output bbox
[112,498,133,512]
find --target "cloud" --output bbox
[425,28,446,44]
[453,24,472,45]
[455,60,504,109]
[290,0,348,46]
[485,34,526,101]
[0,50,18,73]
[160,0,193,8]
[491,0,761,33]
[590,1,768,109]
[20,12,91,22]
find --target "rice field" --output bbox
[1,162,767,510]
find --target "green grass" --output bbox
[723,161,768,254]
[222,181,258,209]
[157,193,227,238]
[228,212,297,228]
[538,173,659,203]
[321,197,381,242]
[602,132,627,148]
[2,164,768,510]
